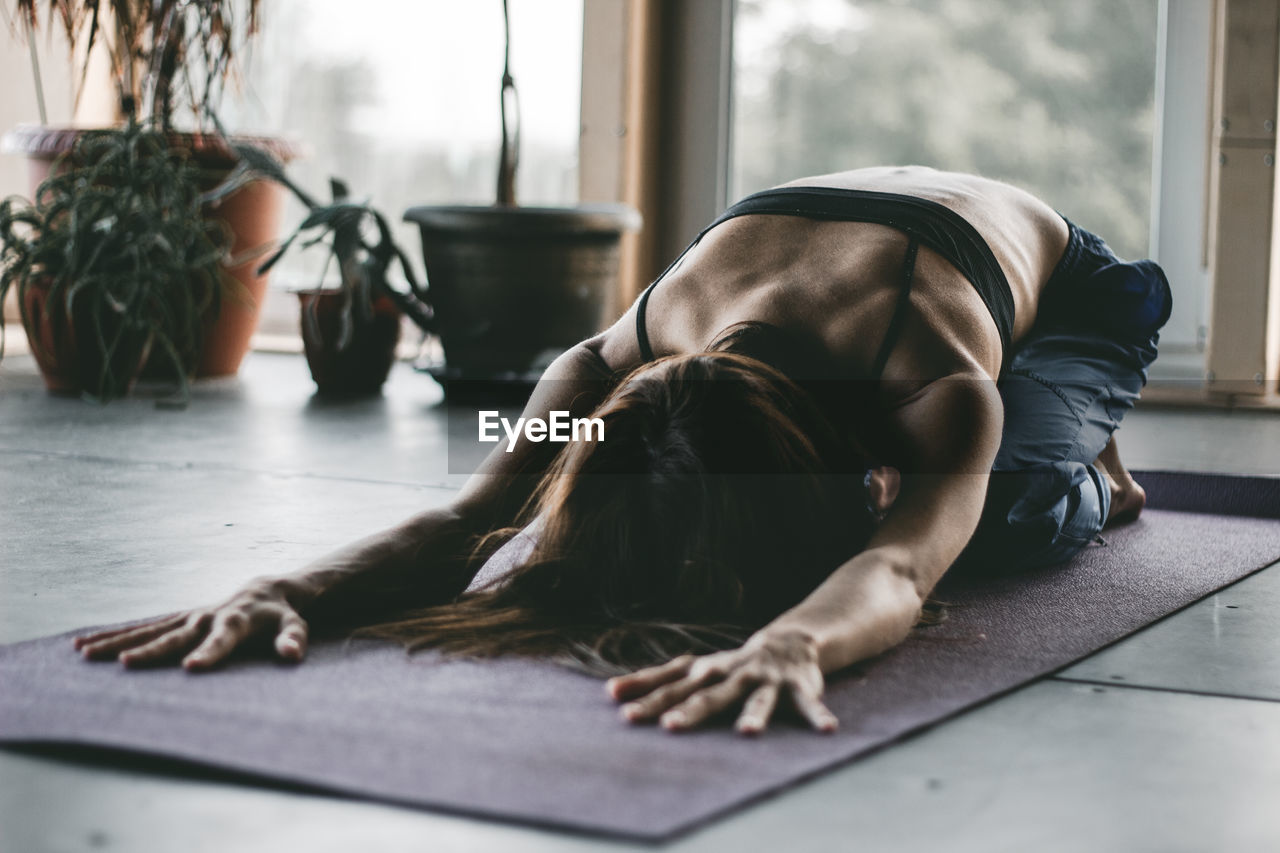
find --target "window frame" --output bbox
[1151,0,1217,380]
[642,0,1215,379]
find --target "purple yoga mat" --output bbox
[2,473,1279,840]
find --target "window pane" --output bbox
[732,0,1159,260]
[223,0,582,289]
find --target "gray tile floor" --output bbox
[2,351,1278,853]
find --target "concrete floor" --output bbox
[1,350,1279,853]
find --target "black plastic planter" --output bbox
[403,204,640,391]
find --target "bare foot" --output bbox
[1095,434,1145,526]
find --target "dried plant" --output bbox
[12,0,260,129]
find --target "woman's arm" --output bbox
[608,376,1003,733]
[75,337,620,669]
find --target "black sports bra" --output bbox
[634,187,1015,378]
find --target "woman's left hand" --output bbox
[605,630,838,735]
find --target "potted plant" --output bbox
[0,120,226,403]
[250,160,431,396]
[403,0,640,391]
[3,0,296,377]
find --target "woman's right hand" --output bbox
[71,577,311,671]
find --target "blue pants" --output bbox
[959,221,1173,573]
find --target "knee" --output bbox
[1092,259,1172,344]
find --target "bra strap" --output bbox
[635,280,658,362]
[870,237,920,380]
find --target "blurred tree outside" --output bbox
[732,0,1159,260]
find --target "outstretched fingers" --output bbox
[182,610,255,671]
[274,611,309,661]
[606,654,694,702]
[618,669,715,723]
[118,615,211,668]
[790,685,839,733]
[71,582,313,672]
[660,674,756,731]
[77,615,188,660]
[735,683,780,735]
[610,632,836,735]
[73,614,184,651]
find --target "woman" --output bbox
[74,166,1169,736]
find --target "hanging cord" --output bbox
[495,0,520,206]
[22,12,47,124]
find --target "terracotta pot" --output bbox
[298,289,402,395]
[21,280,153,398]
[3,125,300,378]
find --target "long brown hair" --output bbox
[365,346,876,676]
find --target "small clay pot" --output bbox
[298,290,402,395]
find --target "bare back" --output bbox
[599,166,1070,394]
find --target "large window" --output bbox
[224,0,583,289]
[732,0,1160,261]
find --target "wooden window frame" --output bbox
[1199,0,1280,403]
[579,0,734,312]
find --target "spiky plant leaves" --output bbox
[0,120,230,403]
[12,0,260,127]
